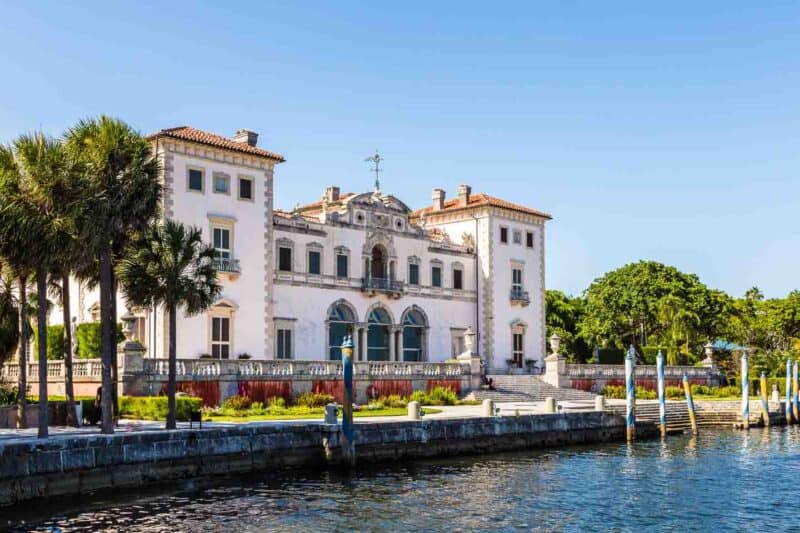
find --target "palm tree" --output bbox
[65,117,160,434]
[657,294,700,365]
[5,133,77,438]
[0,264,19,363]
[118,220,220,429]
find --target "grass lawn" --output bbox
[205,407,442,423]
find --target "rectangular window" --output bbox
[278,247,292,272]
[431,265,442,288]
[513,230,522,245]
[453,268,463,290]
[188,168,204,192]
[213,227,231,259]
[526,231,534,248]
[211,317,230,359]
[277,329,292,359]
[408,263,420,285]
[238,177,253,200]
[308,250,321,275]
[213,173,230,194]
[336,254,348,278]
[500,227,508,243]
[512,267,523,290]
[512,332,524,361]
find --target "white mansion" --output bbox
[57,126,551,371]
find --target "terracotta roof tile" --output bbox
[411,193,551,220]
[294,193,355,213]
[149,126,285,162]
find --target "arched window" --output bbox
[371,244,387,279]
[328,302,356,360]
[402,308,428,362]
[367,306,392,361]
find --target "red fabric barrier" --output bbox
[160,381,220,407]
[238,381,292,404]
[426,379,461,395]
[312,380,344,403]
[365,380,412,399]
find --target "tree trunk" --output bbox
[16,275,27,429]
[99,242,114,434]
[110,273,118,425]
[62,275,77,427]
[166,303,177,430]
[36,268,49,438]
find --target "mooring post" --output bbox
[656,350,667,438]
[785,358,793,425]
[741,350,750,430]
[759,372,770,427]
[793,360,799,423]
[683,373,698,435]
[625,345,636,441]
[341,335,355,466]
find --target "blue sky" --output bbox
[2,1,799,298]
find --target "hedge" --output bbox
[118,396,202,421]
[33,325,66,360]
[75,322,125,359]
[729,377,788,396]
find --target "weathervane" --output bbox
[364,150,383,193]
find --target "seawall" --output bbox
[0,412,641,506]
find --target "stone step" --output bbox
[467,375,598,403]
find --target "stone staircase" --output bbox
[466,375,598,403]
[607,400,773,431]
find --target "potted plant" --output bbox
[238,353,252,360]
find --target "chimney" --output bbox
[457,184,471,206]
[432,188,446,211]
[324,186,340,202]
[233,129,259,147]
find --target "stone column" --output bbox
[388,327,396,362]
[394,327,404,362]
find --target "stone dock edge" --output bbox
[0,412,653,506]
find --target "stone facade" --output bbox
[46,126,551,372]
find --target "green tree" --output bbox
[0,265,18,362]
[656,294,699,365]
[118,220,220,429]
[545,290,590,362]
[65,117,160,434]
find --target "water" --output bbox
[5,426,800,532]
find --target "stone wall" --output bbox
[0,411,634,505]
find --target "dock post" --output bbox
[625,345,636,441]
[793,360,799,423]
[656,350,667,438]
[759,372,770,427]
[785,358,793,425]
[341,335,355,466]
[741,350,750,430]
[683,373,698,435]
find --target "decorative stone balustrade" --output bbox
[566,364,716,380]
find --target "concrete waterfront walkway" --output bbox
[0,401,601,443]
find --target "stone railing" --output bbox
[1,359,105,381]
[566,364,716,380]
[141,358,469,380]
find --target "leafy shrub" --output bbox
[33,325,66,360]
[409,390,427,404]
[666,386,684,399]
[295,392,335,408]
[76,322,124,359]
[380,394,408,408]
[222,395,252,411]
[269,396,286,409]
[0,384,18,406]
[426,386,458,406]
[600,385,656,400]
[118,396,202,421]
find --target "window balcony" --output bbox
[510,287,530,306]
[214,257,241,279]
[362,277,404,298]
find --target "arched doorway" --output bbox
[371,245,386,279]
[402,307,427,361]
[367,306,392,361]
[328,301,356,360]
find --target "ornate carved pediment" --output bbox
[362,230,397,257]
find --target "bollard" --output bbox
[341,335,355,466]
[408,400,421,420]
[656,350,667,438]
[786,359,793,425]
[544,397,556,413]
[324,403,338,425]
[759,373,770,427]
[625,345,636,441]
[594,395,605,412]
[683,373,698,435]
[741,350,750,430]
[771,384,780,404]
[482,398,495,417]
[793,360,799,423]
